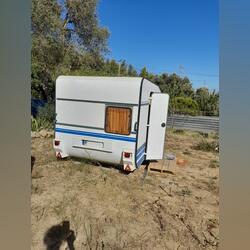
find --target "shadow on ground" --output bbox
[43,221,76,250]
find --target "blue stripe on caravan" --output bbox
[137,149,145,160]
[137,143,146,156]
[55,127,136,142]
[136,143,146,166]
[137,154,145,166]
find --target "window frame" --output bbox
[104,106,132,136]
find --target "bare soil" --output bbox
[31,130,219,250]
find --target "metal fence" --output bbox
[167,115,219,133]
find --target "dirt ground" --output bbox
[31,130,219,250]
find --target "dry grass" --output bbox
[31,130,219,250]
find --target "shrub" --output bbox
[171,97,199,116]
[31,102,55,131]
[173,129,185,134]
[192,139,218,152]
[37,102,55,123]
[198,132,209,138]
[31,117,53,131]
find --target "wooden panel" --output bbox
[105,107,131,135]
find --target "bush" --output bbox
[37,102,55,123]
[171,97,199,116]
[31,102,55,131]
[31,117,53,131]
[192,139,218,152]
[173,129,185,134]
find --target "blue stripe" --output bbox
[136,143,146,166]
[137,154,145,166]
[55,128,136,142]
[137,143,146,156]
[137,149,145,162]
[137,149,145,160]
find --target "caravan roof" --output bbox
[56,76,158,104]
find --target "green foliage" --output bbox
[37,103,55,123]
[173,129,185,134]
[139,67,149,78]
[171,97,199,115]
[65,0,109,55]
[153,73,194,99]
[31,103,55,131]
[31,117,53,131]
[31,0,109,101]
[128,64,138,76]
[192,139,218,152]
[31,0,219,118]
[194,87,219,116]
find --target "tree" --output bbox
[152,73,194,100]
[194,87,219,116]
[31,0,110,101]
[32,0,65,101]
[127,64,137,76]
[171,97,199,116]
[65,0,109,55]
[139,67,149,78]
[119,60,128,76]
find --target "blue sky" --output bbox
[98,0,219,91]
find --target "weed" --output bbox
[183,149,192,155]
[198,132,209,138]
[31,183,43,195]
[192,139,218,152]
[31,117,53,131]
[210,132,219,140]
[207,177,218,194]
[176,186,192,197]
[173,129,185,134]
[209,160,219,168]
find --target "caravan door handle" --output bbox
[161,122,166,128]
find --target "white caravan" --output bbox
[54,76,169,172]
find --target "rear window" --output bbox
[105,106,132,135]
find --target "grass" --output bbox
[209,160,219,168]
[192,139,218,152]
[176,186,192,197]
[198,131,209,138]
[31,133,219,250]
[173,129,185,134]
[31,117,53,131]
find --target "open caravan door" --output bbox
[146,93,169,160]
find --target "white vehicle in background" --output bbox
[54,76,169,172]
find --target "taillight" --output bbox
[124,152,132,158]
[54,140,60,146]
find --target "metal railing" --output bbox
[167,115,219,133]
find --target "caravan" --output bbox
[54,76,169,172]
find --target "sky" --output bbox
[98,0,219,91]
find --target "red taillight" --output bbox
[124,152,132,158]
[54,140,60,146]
